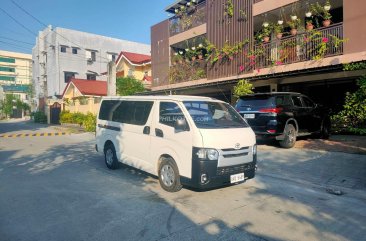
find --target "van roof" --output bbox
[101,95,221,102]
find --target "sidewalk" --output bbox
[294,135,366,155]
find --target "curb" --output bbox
[0,132,68,138]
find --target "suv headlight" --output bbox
[196,148,219,160]
[252,144,257,155]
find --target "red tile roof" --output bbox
[62,78,107,97]
[143,76,152,82]
[116,51,151,65]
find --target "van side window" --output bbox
[99,100,120,120]
[291,96,302,107]
[112,101,153,125]
[159,102,184,127]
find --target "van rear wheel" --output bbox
[279,124,296,148]
[104,144,119,170]
[158,157,182,192]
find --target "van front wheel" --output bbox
[104,144,119,170]
[158,157,182,192]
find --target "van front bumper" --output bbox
[181,151,257,190]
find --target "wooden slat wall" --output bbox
[151,20,170,87]
[207,0,253,80]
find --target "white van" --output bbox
[95,95,257,192]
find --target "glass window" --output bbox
[64,72,75,83]
[112,101,153,125]
[72,48,78,54]
[91,52,96,61]
[302,96,315,108]
[291,96,303,107]
[184,101,249,129]
[99,100,120,121]
[0,67,15,72]
[0,76,15,81]
[159,102,185,127]
[86,74,96,80]
[0,57,15,63]
[60,46,67,53]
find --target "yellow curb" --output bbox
[0,132,68,138]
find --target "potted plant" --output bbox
[172,53,183,64]
[287,18,300,35]
[306,19,314,31]
[273,23,284,39]
[311,1,332,27]
[261,26,271,42]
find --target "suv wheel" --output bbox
[279,124,297,148]
[320,119,330,139]
[158,157,182,192]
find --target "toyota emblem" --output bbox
[235,143,240,149]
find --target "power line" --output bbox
[10,0,113,63]
[0,36,34,45]
[0,6,37,37]
[0,40,32,51]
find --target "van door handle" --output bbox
[143,126,150,135]
[155,128,164,138]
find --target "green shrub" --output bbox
[71,112,85,126]
[83,112,96,132]
[60,111,73,124]
[33,111,47,123]
[331,75,366,134]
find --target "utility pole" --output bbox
[107,61,116,96]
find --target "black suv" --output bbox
[235,92,330,148]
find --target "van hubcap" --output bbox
[287,129,295,143]
[161,165,175,187]
[106,149,114,165]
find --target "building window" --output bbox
[108,53,117,62]
[86,74,96,80]
[64,72,75,83]
[0,57,15,63]
[0,67,15,72]
[60,46,67,53]
[128,69,134,77]
[86,50,96,61]
[0,76,16,81]
[72,48,78,54]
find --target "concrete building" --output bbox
[32,26,150,110]
[0,50,32,102]
[150,0,366,111]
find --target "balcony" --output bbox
[254,23,344,69]
[169,2,206,36]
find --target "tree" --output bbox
[116,76,145,96]
[233,79,254,98]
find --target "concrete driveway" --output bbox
[1,120,365,241]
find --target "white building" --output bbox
[32,26,150,109]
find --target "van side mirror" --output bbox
[175,118,189,132]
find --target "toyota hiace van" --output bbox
[95,95,257,192]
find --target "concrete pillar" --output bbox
[74,99,80,112]
[107,61,116,96]
[88,97,94,113]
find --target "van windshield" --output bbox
[183,101,249,129]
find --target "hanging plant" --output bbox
[233,79,254,98]
[225,0,234,19]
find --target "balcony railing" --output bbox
[254,23,344,69]
[169,2,206,36]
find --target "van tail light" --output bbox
[259,107,283,114]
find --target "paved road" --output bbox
[1,120,365,241]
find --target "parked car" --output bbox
[96,95,257,192]
[235,92,330,148]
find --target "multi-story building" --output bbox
[151,0,366,111]
[0,50,32,102]
[32,26,151,109]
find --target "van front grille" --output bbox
[217,162,255,176]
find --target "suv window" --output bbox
[302,96,315,108]
[159,102,185,127]
[99,100,120,120]
[291,96,303,107]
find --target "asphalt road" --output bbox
[1,120,365,241]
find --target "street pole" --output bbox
[107,61,116,96]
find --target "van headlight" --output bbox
[252,144,257,155]
[196,148,219,160]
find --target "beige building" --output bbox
[0,50,32,102]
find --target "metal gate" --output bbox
[50,102,61,124]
